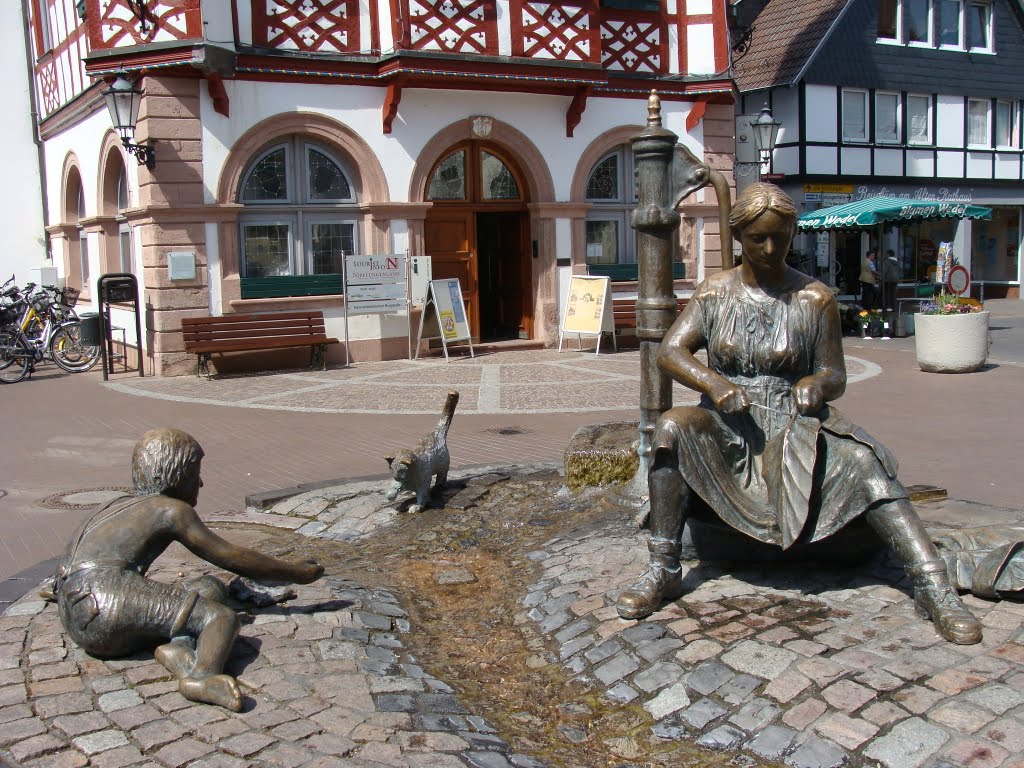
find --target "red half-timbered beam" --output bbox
[566,86,590,137]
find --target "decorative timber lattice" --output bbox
[511,0,599,62]
[400,0,498,55]
[40,61,61,114]
[253,0,360,53]
[89,0,202,49]
[600,12,665,73]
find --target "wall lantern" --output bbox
[735,106,782,182]
[750,106,782,167]
[102,75,156,170]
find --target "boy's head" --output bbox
[132,428,205,504]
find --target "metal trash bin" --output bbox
[78,312,102,346]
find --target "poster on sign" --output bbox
[415,278,474,361]
[558,275,615,355]
[935,242,953,284]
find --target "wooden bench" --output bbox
[612,297,689,331]
[182,311,339,378]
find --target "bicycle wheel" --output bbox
[0,331,31,383]
[50,323,101,372]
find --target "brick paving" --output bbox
[1,301,1023,767]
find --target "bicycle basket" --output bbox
[62,286,81,307]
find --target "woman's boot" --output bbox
[868,499,982,645]
[616,538,684,620]
[910,560,983,645]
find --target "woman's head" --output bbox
[730,183,798,239]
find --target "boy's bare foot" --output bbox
[179,674,243,711]
[155,641,196,679]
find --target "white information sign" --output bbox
[415,278,474,361]
[558,275,615,355]
[342,253,413,365]
[346,254,407,285]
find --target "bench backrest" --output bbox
[611,297,689,326]
[182,311,329,351]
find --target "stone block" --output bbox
[863,717,950,768]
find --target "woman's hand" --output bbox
[711,382,750,414]
[792,380,825,416]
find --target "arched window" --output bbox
[115,161,134,274]
[426,143,523,203]
[584,146,637,266]
[238,137,358,281]
[77,184,89,288]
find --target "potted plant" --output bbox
[914,293,990,373]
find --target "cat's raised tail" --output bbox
[438,390,459,437]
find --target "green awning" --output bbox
[797,197,992,231]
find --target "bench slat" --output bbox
[184,322,327,340]
[187,337,338,354]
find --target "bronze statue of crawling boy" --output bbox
[48,428,323,711]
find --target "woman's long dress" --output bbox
[654,272,907,549]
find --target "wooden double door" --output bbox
[423,142,532,341]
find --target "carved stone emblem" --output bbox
[471,116,493,138]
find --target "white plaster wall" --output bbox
[774,146,799,176]
[773,87,800,144]
[994,154,1019,179]
[806,146,837,176]
[200,0,235,46]
[0,0,48,285]
[804,85,838,143]
[42,109,129,226]
[841,147,870,176]
[686,24,716,76]
[936,150,963,177]
[874,148,902,176]
[966,151,993,178]
[235,1,253,46]
[906,150,935,176]
[206,221,223,316]
[378,0,395,51]
[202,82,696,204]
[936,95,964,148]
[497,0,512,56]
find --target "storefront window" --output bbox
[973,207,1020,282]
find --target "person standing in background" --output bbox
[860,249,878,308]
[881,249,900,311]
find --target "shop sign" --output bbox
[804,192,822,202]
[854,185,974,203]
[821,193,853,205]
[804,184,854,194]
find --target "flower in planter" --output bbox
[920,293,983,315]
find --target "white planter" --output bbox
[914,311,990,373]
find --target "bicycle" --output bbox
[0,280,100,376]
[0,305,34,383]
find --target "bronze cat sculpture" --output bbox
[385,390,459,513]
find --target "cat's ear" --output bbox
[384,454,395,467]
[399,457,414,467]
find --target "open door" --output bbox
[477,211,531,339]
[424,210,478,335]
[423,141,530,341]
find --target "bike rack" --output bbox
[96,273,144,381]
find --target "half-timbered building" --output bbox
[28,0,735,374]
[733,0,1024,299]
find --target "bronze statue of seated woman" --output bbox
[617,183,982,645]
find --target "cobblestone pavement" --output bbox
[104,351,879,415]
[4,466,1022,768]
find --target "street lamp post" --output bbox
[102,75,156,170]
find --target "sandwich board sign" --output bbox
[415,278,474,360]
[558,275,615,354]
[343,254,412,365]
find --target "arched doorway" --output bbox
[424,141,532,340]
